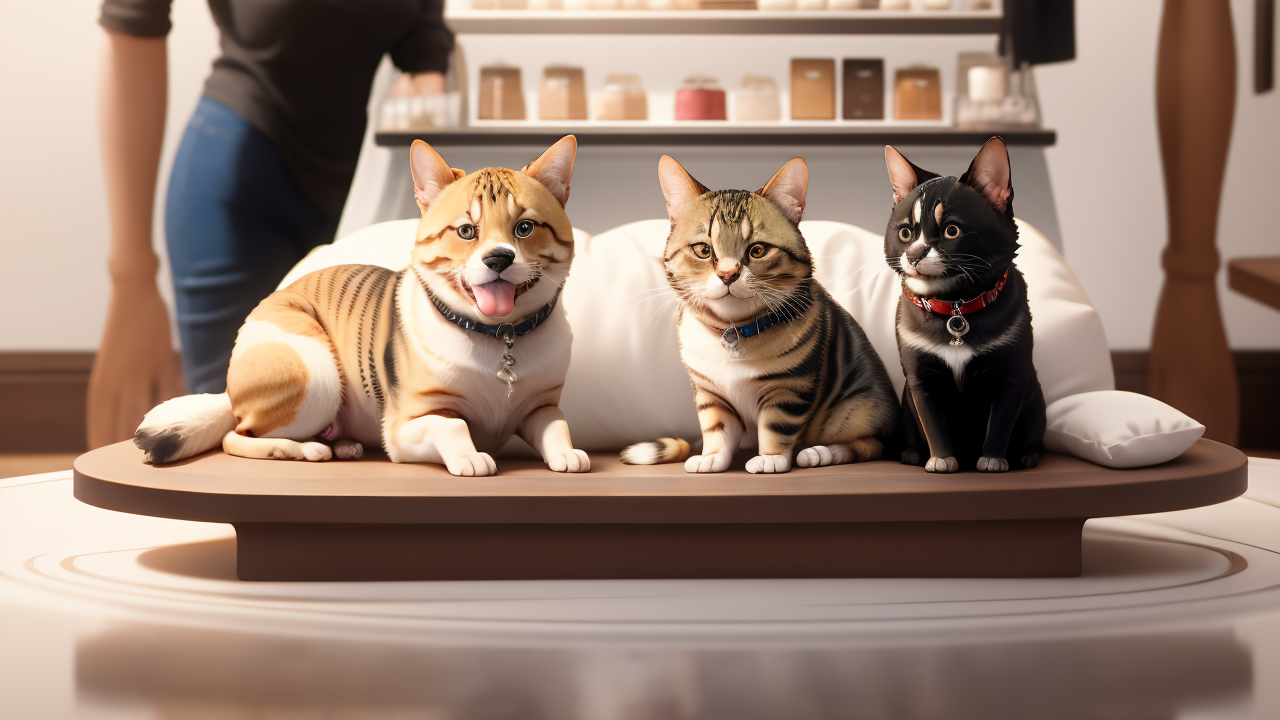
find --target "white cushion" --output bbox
[1043,390,1205,468]
[280,217,1119,455]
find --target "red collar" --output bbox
[904,270,1009,316]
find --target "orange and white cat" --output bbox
[134,137,590,476]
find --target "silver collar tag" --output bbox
[946,302,970,346]
[495,323,517,398]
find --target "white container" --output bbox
[733,76,781,121]
[968,65,1008,102]
[594,75,648,120]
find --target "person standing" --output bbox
[89,0,452,447]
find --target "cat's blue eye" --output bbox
[514,220,535,238]
[457,224,477,240]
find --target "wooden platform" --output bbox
[1228,257,1280,312]
[73,440,1248,582]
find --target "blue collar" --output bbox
[718,291,812,355]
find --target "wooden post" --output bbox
[1150,0,1239,444]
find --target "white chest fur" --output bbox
[399,287,572,450]
[679,317,761,447]
[897,323,1021,390]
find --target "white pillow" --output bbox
[1044,390,1205,468]
[280,217,1117,453]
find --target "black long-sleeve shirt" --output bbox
[100,0,453,218]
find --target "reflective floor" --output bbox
[3,461,1280,719]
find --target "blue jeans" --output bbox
[166,97,339,393]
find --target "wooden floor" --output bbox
[0,453,78,479]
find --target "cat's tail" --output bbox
[133,393,237,465]
[620,438,692,465]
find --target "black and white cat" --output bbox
[882,137,1045,473]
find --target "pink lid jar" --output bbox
[675,76,727,121]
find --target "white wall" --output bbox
[1,0,1277,351]
[1038,0,1280,350]
[0,0,218,351]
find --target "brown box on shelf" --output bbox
[842,58,884,120]
[539,66,588,121]
[477,66,526,121]
[894,67,943,121]
[791,59,836,121]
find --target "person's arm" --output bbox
[389,0,452,97]
[87,27,185,449]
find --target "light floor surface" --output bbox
[3,460,1280,718]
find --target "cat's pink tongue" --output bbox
[472,280,517,317]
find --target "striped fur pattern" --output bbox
[136,137,590,476]
[620,156,898,474]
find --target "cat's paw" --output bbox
[900,449,926,466]
[1019,451,1041,469]
[797,445,852,468]
[447,452,497,477]
[924,456,959,473]
[300,442,333,462]
[685,453,732,473]
[334,440,363,460]
[746,454,792,474]
[976,456,1010,473]
[547,449,591,473]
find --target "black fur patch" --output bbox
[134,428,185,465]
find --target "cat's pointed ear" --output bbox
[658,155,709,219]
[521,135,577,207]
[960,136,1013,215]
[758,157,808,224]
[410,140,458,212]
[884,145,939,205]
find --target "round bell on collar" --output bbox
[946,314,970,346]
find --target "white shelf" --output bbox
[375,125,1054,147]
[446,9,1004,35]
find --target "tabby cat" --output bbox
[621,156,898,474]
[135,137,590,476]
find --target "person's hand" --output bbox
[86,275,186,449]
[391,71,446,98]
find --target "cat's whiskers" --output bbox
[846,258,900,278]
[946,253,994,267]
[643,295,681,331]
[623,286,683,319]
